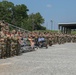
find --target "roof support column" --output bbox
[64,27,66,34]
[61,26,63,33]
[65,27,67,34]
[66,28,68,34]
[58,25,60,33]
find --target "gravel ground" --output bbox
[0,43,76,75]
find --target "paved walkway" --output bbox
[0,43,76,75]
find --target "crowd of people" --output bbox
[26,31,76,47]
[0,20,76,59]
[0,20,23,58]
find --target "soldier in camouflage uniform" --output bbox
[11,30,19,56]
[48,35,52,46]
[58,34,61,44]
[6,32,11,57]
[11,30,16,56]
[15,31,20,56]
[0,28,6,58]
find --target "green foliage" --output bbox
[28,13,45,30]
[71,31,76,34]
[0,1,46,31]
[11,4,29,27]
[0,1,14,22]
[34,30,58,33]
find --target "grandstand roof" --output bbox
[58,22,76,29]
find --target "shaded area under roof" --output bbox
[59,23,76,29]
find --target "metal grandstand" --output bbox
[8,23,29,32]
[58,22,76,34]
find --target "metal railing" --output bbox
[8,23,29,32]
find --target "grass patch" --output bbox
[34,30,58,33]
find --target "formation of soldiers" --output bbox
[0,20,22,59]
[0,20,76,59]
[29,31,76,46]
[27,31,76,48]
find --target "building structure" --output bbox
[58,22,76,34]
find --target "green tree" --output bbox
[28,12,45,30]
[11,4,29,27]
[0,1,46,31]
[0,1,14,22]
[0,1,29,26]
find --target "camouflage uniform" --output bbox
[6,36,11,57]
[11,34,19,56]
[15,35,20,56]
[58,35,62,44]
[11,36,15,56]
[0,34,6,59]
[48,36,52,46]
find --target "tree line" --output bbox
[0,0,46,31]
